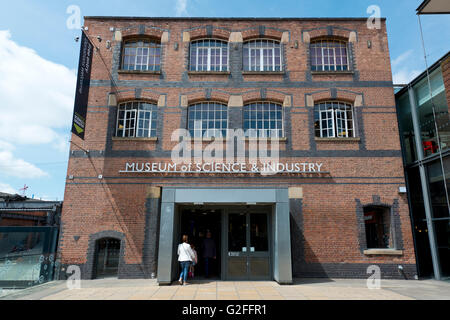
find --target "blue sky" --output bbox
[0,0,449,200]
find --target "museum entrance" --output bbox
[180,206,222,279]
[178,205,272,281]
[94,238,121,279]
[226,208,271,280]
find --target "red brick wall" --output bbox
[60,18,416,279]
[442,55,450,113]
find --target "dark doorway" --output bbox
[180,207,221,279]
[94,238,121,279]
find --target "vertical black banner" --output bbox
[71,31,94,140]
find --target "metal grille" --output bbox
[187,102,228,138]
[189,39,229,72]
[310,39,349,71]
[122,40,161,71]
[244,102,284,138]
[243,40,282,72]
[314,101,355,138]
[116,102,158,138]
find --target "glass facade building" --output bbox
[395,52,450,279]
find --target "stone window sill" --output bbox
[112,137,158,141]
[364,249,403,256]
[311,71,354,75]
[242,71,285,75]
[315,137,360,143]
[118,70,161,75]
[188,71,230,75]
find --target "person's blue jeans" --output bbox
[179,261,191,283]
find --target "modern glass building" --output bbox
[395,51,450,280]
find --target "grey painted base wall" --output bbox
[293,263,417,280]
[58,262,416,281]
[58,263,152,280]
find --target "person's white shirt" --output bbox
[178,242,195,262]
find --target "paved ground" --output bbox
[1,278,449,300]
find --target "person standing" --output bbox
[189,244,198,279]
[178,235,195,285]
[202,230,216,278]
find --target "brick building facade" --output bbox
[59,17,417,283]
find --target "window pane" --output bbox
[187,102,228,138]
[310,40,348,72]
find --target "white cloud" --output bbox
[392,50,413,68]
[391,49,423,84]
[175,0,188,16]
[0,30,76,150]
[393,69,422,85]
[0,139,48,179]
[0,150,48,179]
[0,182,17,194]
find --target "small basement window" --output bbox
[364,206,394,249]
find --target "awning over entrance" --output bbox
[157,188,292,285]
[416,0,450,14]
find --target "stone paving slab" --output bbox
[1,278,449,300]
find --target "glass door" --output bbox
[226,210,270,280]
[248,213,270,280]
[227,213,248,280]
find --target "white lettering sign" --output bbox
[119,162,325,175]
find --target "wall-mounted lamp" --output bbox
[294,40,299,49]
[106,40,111,50]
[367,40,372,48]
[398,186,407,194]
[174,42,179,51]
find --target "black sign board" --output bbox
[71,31,93,140]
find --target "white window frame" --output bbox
[316,101,355,138]
[190,39,229,72]
[187,102,228,138]
[123,109,137,138]
[116,102,157,138]
[244,102,284,138]
[136,109,155,138]
[310,39,349,72]
[244,40,282,72]
[122,40,161,71]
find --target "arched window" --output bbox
[116,101,158,138]
[310,39,349,71]
[189,39,229,72]
[122,39,161,71]
[243,40,282,72]
[244,102,284,138]
[314,101,355,138]
[188,102,228,138]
